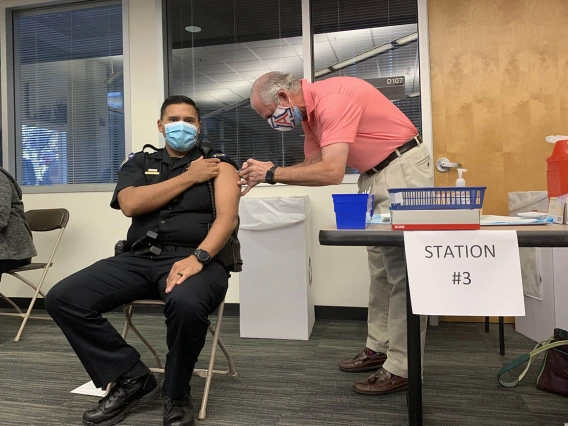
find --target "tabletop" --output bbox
[319,224,568,248]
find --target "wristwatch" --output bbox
[265,166,278,185]
[193,248,211,265]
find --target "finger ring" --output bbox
[177,272,183,277]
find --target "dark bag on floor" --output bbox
[497,328,568,397]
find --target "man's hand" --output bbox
[165,255,203,293]
[184,156,220,185]
[238,158,274,196]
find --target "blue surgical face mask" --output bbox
[267,101,304,131]
[164,121,198,152]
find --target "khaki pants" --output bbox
[357,143,433,378]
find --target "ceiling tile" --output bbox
[209,48,258,63]
[263,57,303,74]
[209,73,246,83]
[173,47,223,65]
[250,45,297,60]
[239,70,268,82]
[193,63,236,75]
[285,36,303,45]
[244,39,284,49]
[234,60,270,72]
[205,43,246,52]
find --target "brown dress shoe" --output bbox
[352,368,408,395]
[339,348,387,373]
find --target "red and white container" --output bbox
[546,135,568,199]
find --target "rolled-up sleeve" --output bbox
[110,154,147,210]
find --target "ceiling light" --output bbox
[393,33,418,46]
[314,32,418,79]
[185,26,201,33]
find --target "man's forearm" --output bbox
[119,175,193,217]
[197,216,238,257]
[274,161,343,186]
[285,156,320,170]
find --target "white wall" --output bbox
[0,0,372,307]
[3,183,372,308]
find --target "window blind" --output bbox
[13,1,124,187]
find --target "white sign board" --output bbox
[404,230,525,316]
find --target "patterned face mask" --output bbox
[267,102,303,131]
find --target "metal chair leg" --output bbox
[485,316,490,333]
[0,291,23,315]
[122,305,134,340]
[215,334,238,377]
[124,305,164,370]
[198,302,225,421]
[14,275,46,342]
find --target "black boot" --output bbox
[83,370,159,426]
[163,391,195,426]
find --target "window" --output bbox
[165,0,304,168]
[165,0,421,175]
[13,1,124,187]
[312,0,421,155]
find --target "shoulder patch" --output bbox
[119,152,136,170]
[211,153,227,159]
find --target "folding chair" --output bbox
[115,299,237,420]
[0,208,70,342]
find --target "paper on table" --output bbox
[480,215,553,226]
[71,380,106,397]
[371,213,391,224]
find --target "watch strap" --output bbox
[266,166,278,184]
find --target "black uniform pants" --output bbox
[45,252,228,398]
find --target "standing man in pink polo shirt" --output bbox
[239,71,433,396]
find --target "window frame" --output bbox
[161,0,433,184]
[1,0,132,193]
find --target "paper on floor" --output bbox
[71,380,106,397]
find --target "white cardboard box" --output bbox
[239,197,314,340]
[516,248,568,342]
[391,209,480,230]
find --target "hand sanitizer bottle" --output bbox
[456,168,467,205]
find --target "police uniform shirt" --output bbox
[110,145,237,249]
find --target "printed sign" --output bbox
[404,230,525,316]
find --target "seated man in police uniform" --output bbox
[45,95,240,426]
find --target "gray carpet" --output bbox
[0,312,567,426]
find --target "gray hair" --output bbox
[252,72,302,105]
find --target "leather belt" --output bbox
[364,135,422,175]
[133,245,195,256]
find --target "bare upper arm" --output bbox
[116,186,136,213]
[213,162,240,220]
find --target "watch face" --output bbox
[196,250,210,262]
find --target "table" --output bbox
[319,224,568,426]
